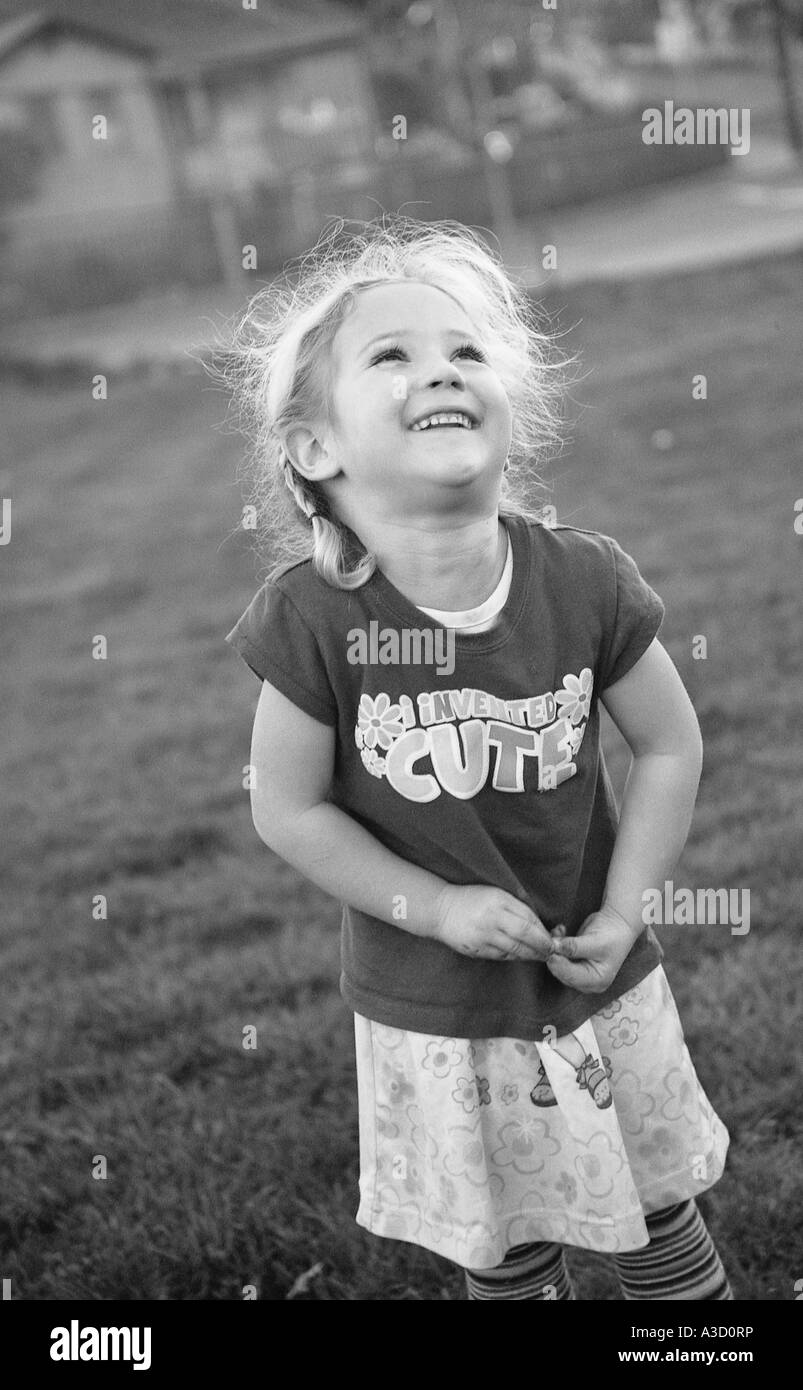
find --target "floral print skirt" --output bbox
[353,966,729,1270]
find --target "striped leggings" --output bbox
[464,1199,733,1300]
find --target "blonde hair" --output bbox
[213,215,573,589]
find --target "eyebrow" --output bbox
[359,328,479,357]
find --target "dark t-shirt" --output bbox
[225,514,666,1038]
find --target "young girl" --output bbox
[222,218,732,1301]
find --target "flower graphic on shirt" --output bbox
[508,1206,571,1249]
[566,724,586,757]
[491,1117,559,1174]
[451,1075,482,1114]
[381,1062,416,1108]
[406,1104,439,1160]
[573,1130,623,1198]
[441,1123,502,1187]
[375,1104,400,1141]
[636,1125,684,1175]
[578,1210,620,1251]
[360,747,387,777]
[609,1015,640,1049]
[476,1076,491,1106]
[500,1082,520,1106]
[555,1170,578,1204]
[421,1039,464,1078]
[611,1069,654,1136]
[661,1068,701,1126]
[380,1150,425,1195]
[356,692,404,750]
[468,1039,501,1068]
[555,667,593,726]
[423,1195,454,1242]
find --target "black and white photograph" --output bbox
[2,0,802,1346]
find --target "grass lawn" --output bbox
[2,248,802,1300]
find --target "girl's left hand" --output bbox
[545,906,641,994]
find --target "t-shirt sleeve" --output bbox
[225,582,338,725]
[599,536,665,692]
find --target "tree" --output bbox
[767,0,803,160]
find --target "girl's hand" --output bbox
[434,885,556,963]
[545,905,641,994]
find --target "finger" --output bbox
[496,937,543,962]
[492,925,548,959]
[545,953,604,991]
[488,941,523,961]
[462,933,514,960]
[548,933,594,961]
[502,911,555,951]
[499,936,553,964]
[462,935,541,963]
[499,901,547,936]
[499,892,540,919]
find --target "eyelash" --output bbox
[371,342,487,365]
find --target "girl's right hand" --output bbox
[433,885,556,962]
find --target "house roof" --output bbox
[0,0,367,75]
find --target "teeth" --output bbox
[411,412,474,431]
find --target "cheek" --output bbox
[483,380,513,427]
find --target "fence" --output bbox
[0,116,729,318]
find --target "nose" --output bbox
[423,357,466,390]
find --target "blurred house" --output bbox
[0,0,378,314]
[0,0,737,318]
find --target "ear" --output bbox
[281,423,341,482]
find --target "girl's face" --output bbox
[319,280,513,521]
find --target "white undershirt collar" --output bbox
[415,529,513,633]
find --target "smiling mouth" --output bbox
[410,412,478,432]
